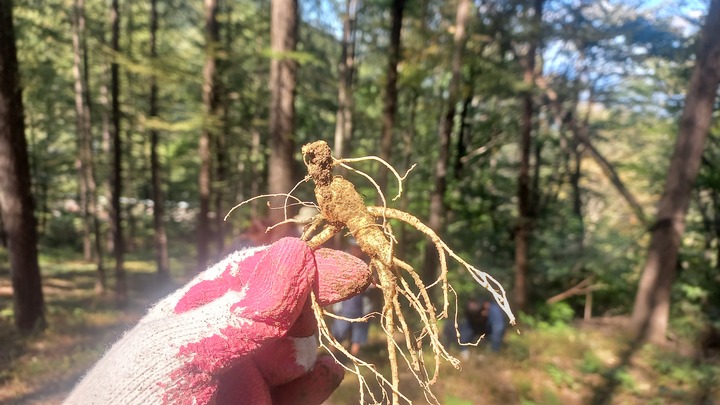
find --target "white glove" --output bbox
[65,237,371,405]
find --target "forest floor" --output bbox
[0,251,718,405]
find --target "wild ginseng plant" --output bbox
[226,140,515,404]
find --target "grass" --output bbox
[1,247,719,404]
[0,248,189,404]
[327,318,720,404]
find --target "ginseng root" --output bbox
[297,140,514,404]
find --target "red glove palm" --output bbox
[65,238,371,405]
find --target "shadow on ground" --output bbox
[0,262,181,404]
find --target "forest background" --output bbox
[1,0,720,403]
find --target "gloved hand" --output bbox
[65,237,371,405]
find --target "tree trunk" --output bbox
[0,211,6,247]
[215,110,227,254]
[334,0,358,159]
[396,90,418,260]
[99,33,114,255]
[72,0,91,262]
[513,0,543,313]
[584,290,593,320]
[631,0,720,344]
[122,8,137,254]
[29,112,50,238]
[453,95,472,180]
[249,125,262,218]
[215,1,232,255]
[713,189,720,270]
[572,90,648,227]
[268,0,298,227]
[377,0,405,195]
[26,112,40,233]
[532,139,543,216]
[109,0,126,304]
[571,132,583,221]
[198,0,221,270]
[0,0,46,332]
[149,0,169,280]
[72,0,106,293]
[423,0,471,287]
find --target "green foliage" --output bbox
[0,307,13,320]
[519,302,575,330]
[443,396,473,405]
[3,1,720,404]
[40,211,83,250]
[654,355,717,387]
[546,364,577,389]
[540,302,576,326]
[580,351,603,374]
[7,0,719,347]
[613,368,637,392]
[505,331,531,362]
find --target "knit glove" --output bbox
[65,237,371,405]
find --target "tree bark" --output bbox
[26,112,48,238]
[99,32,114,255]
[423,0,471,287]
[72,0,106,293]
[215,2,232,256]
[198,0,221,270]
[571,122,586,298]
[453,95,472,180]
[122,9,138,254]
[215,108,227,253]
[631,0,720,344]
[397,91,418,260]
[149,0,169,279]
[377,0,405,195]
[109,0,126,304]
[513,0,543,313]
[545,275,595,305]
[72,0,91,262]
[572,97,648,227]
[334,0,358,159]
[0,0,46,332]
[268,0,298,227]
[249,125,262,218]
[0,210,6,247]
[713,189,720,270]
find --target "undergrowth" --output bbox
[330,306,719,404]
[1,251,718,404]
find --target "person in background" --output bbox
[484,298,507,352]
[235,218,275,249]
[331,241,373,357]
[332,293,370,357]
[293,206,320,237]
[443,296,507,358]
[234,206,319,251]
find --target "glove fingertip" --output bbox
[271,356,344,405]
[239,237,316,327]
[215,359,273,405]
[314,248,371,306]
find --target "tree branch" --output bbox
[546,276,597,305]
[578,133,649,227]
